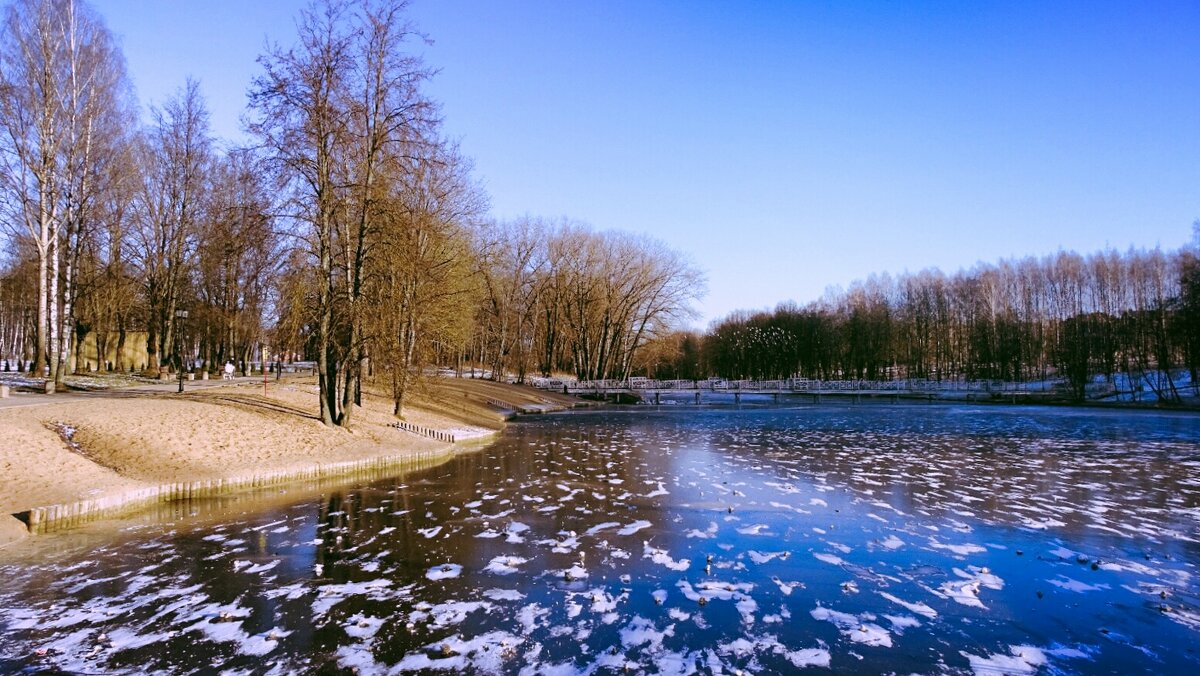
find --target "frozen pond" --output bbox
[1,404,1199,673]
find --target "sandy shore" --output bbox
[0,377,542,545]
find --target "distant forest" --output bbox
[642,238,1200,402]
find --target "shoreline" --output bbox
[14,438,493,536]
[602,390,1200,412]
[1,376,581,548]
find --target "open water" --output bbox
[1,403,1198,674]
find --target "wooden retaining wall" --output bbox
[391,420,456,443]
[19,447,460,535]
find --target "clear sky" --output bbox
[93,0,1200,328]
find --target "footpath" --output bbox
[0,374,280,410]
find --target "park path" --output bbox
[0,375,275,411]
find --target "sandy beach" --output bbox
[0,376,576,546]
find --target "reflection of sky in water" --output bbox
[1,404,1198,673]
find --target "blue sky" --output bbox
[94,0,1200,327]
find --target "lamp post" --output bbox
[175,309,189,393]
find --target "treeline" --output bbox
[0,0,700,422]
[470,219,702,385]
[672,243,1200,402]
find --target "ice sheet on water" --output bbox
[876,535,905,550]
[643,482,670,498]
[735,595,759,625]
[410,600,492,628]
[619,615,674,651]
[517,603,549,633]
[1047,546,1081,560]
[1019,516,1067,529]
[505,521,531,543]
[809,605,892,647]
[483,555,527,575]
[676,579,755,604]
[103,625,170,652]
[550,533,582,552]
[426,563,463,580]
[769,500,811,514]
[643,542,690,571]
[617,520,652,536]
[935,566,1004,609]
[585,521,621,536]
[1047,575,1110,593]
[393,630,521,672]
[343,614,382,640]
[312,579,403,618]
[747,550,788,564]
[883,614,920,633]
[771,576,803,595]
[685,521,719,539]
[183,615,255,652]
[1163,606,1200,632]
[482,588,524,602]
[716,633,831,669]
[928,539,987,557]
[241,560,280,575]
[960,644,1046,676]
[878,591,938,618]
[336,642,384,673]
[813,552,846,566]
[553,564,588,581]
[737,524,771,535]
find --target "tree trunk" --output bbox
[48,231,61,383]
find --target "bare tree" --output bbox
[130,78,212,373]
[251,0,436,427]
[371,142,483,415]
[337,0,435,423]
[194,148,277,375]
[251,0,353,425]
[78,137,138,371]
[0,0,131,384]
[0,0,63,378]
[475,217,546,382]
[483,224,702,382]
